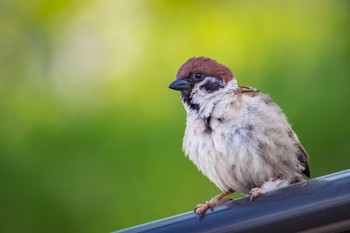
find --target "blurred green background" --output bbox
[0,0,349,232]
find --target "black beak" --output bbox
[169,79,191,91]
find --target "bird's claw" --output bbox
[249,187,263,202]
[193,191,234,219]
[194,197,220,218]
[194,203,209,219]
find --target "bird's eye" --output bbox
[193,72,204,81]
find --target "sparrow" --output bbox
[169,57,310,218]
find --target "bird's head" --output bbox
[169,57,237,111]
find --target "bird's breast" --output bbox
[183,112,269,193]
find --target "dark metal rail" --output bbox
[114,169,350,233]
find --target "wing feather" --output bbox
[238,86,310,178]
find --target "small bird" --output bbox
[169,57,310,218]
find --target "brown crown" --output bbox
[176,57,234,83]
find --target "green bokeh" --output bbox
[0,1,349,232]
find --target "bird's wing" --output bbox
[288,129,310,177]
[237,85,310,178]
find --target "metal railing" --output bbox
[115,169,350,233]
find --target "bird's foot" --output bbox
[249,177,289,201]
[194,198,220,218]
[249,187,264,201]
[194,190,234,219]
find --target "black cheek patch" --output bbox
[199,80,224,93]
